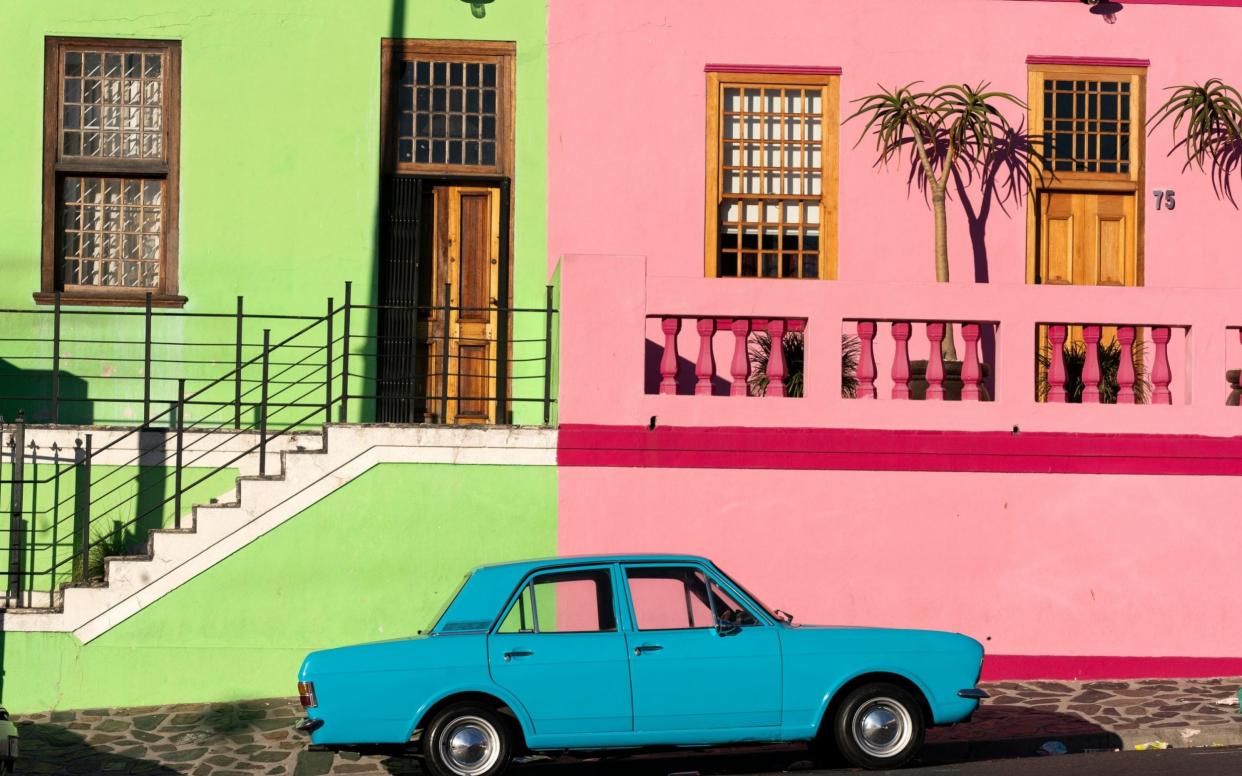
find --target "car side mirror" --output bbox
[715,621,741,636]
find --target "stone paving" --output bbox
[11,678,1242,775]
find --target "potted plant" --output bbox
[1035,338,1150,404]
[748,332,860,398]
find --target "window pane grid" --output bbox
[60,176,162,289]
[718,85,824,279]
[61,49,164,160]
[1042,78,1131,174]
[397,58,499,167]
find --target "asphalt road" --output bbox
[517,745,1242,775]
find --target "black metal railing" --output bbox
[0,282,558,608]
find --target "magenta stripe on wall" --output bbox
[559,424,1242,476]
[984,655,1242,681]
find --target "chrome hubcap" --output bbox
[853,698,912,758]
[440,715,500,776]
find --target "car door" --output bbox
[487,566,632,735]
[622,564,782,733]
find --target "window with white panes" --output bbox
[40,38,181,305]
[706,71,839,280]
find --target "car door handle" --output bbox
[633,644,663,656]
[503,649,533,661]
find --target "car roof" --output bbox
[431,554,715,635]
[471,553,712,575]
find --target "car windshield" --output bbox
[713,565,782,622]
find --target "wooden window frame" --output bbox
[38,36,183,308]
[704,70,840,280]
[380,39,515,179]
[1025,61,1146,285]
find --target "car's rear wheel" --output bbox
[422,703,513,776]
[832,682,925,770]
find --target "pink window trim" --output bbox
[704,63,843,76]
[1026,54,1151,68]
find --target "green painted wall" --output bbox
[0,1,551,425]
[0,462,557,713]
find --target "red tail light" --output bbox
[298,681,318,708]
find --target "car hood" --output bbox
[782,623,984,656]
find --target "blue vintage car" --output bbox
[296,554,986,774]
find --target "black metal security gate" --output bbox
[375,175,511,424]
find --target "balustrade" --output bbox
[848,320,996,401]
[650,316,807,397]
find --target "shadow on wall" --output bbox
[0,359,92,425]
[948,125,1041,400]
[644,339,731,396]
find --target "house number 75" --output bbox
[1154,190,1176,211]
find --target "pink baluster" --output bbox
[659,317,681,395]
[1116,326,1137,404]
[925,322,946,401]
[1151,326,1172,405]
[961,323,982,401]
[891,322,912,400]
[694,318,716,396]
[1082,325,1102,403]
[856,321,877,399]
[1046,325,1068,403]
[765,319,787,397]
[729,318,751,397]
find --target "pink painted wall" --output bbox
[548,0,1242,290]
[559,464,1242,667]
[548,0,1242,676]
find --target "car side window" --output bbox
[626,567,716,630]
[498,568,617,634]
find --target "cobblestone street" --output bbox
[12,678,1241,775]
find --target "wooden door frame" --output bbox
[376,37,517,422]
[1025,61,1147,286]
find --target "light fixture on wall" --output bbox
[462,0,494,18]
[1080,0,1124,24]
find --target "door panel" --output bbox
[622,565,782,732]
[625,626,782,731]
[488,632,633,735]
[1038,191,1136,288]
[427,185,500,424]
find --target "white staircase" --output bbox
[3,424,556,643]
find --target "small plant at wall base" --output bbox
[748,333,860,398]
[72,529,132,585]
[847,83,1029,360]
[1035,338,1150,404]
[1151,79,1242,206]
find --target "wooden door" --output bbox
[1037,191,1138,288]
[428,185,501,424]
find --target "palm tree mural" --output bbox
[846,83,1031,359]
[1151,79,1242,206]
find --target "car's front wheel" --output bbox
[832,682,925,770]
[422,703,513,776]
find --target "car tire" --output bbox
[422,703,513,776]
[832,682,925,770]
